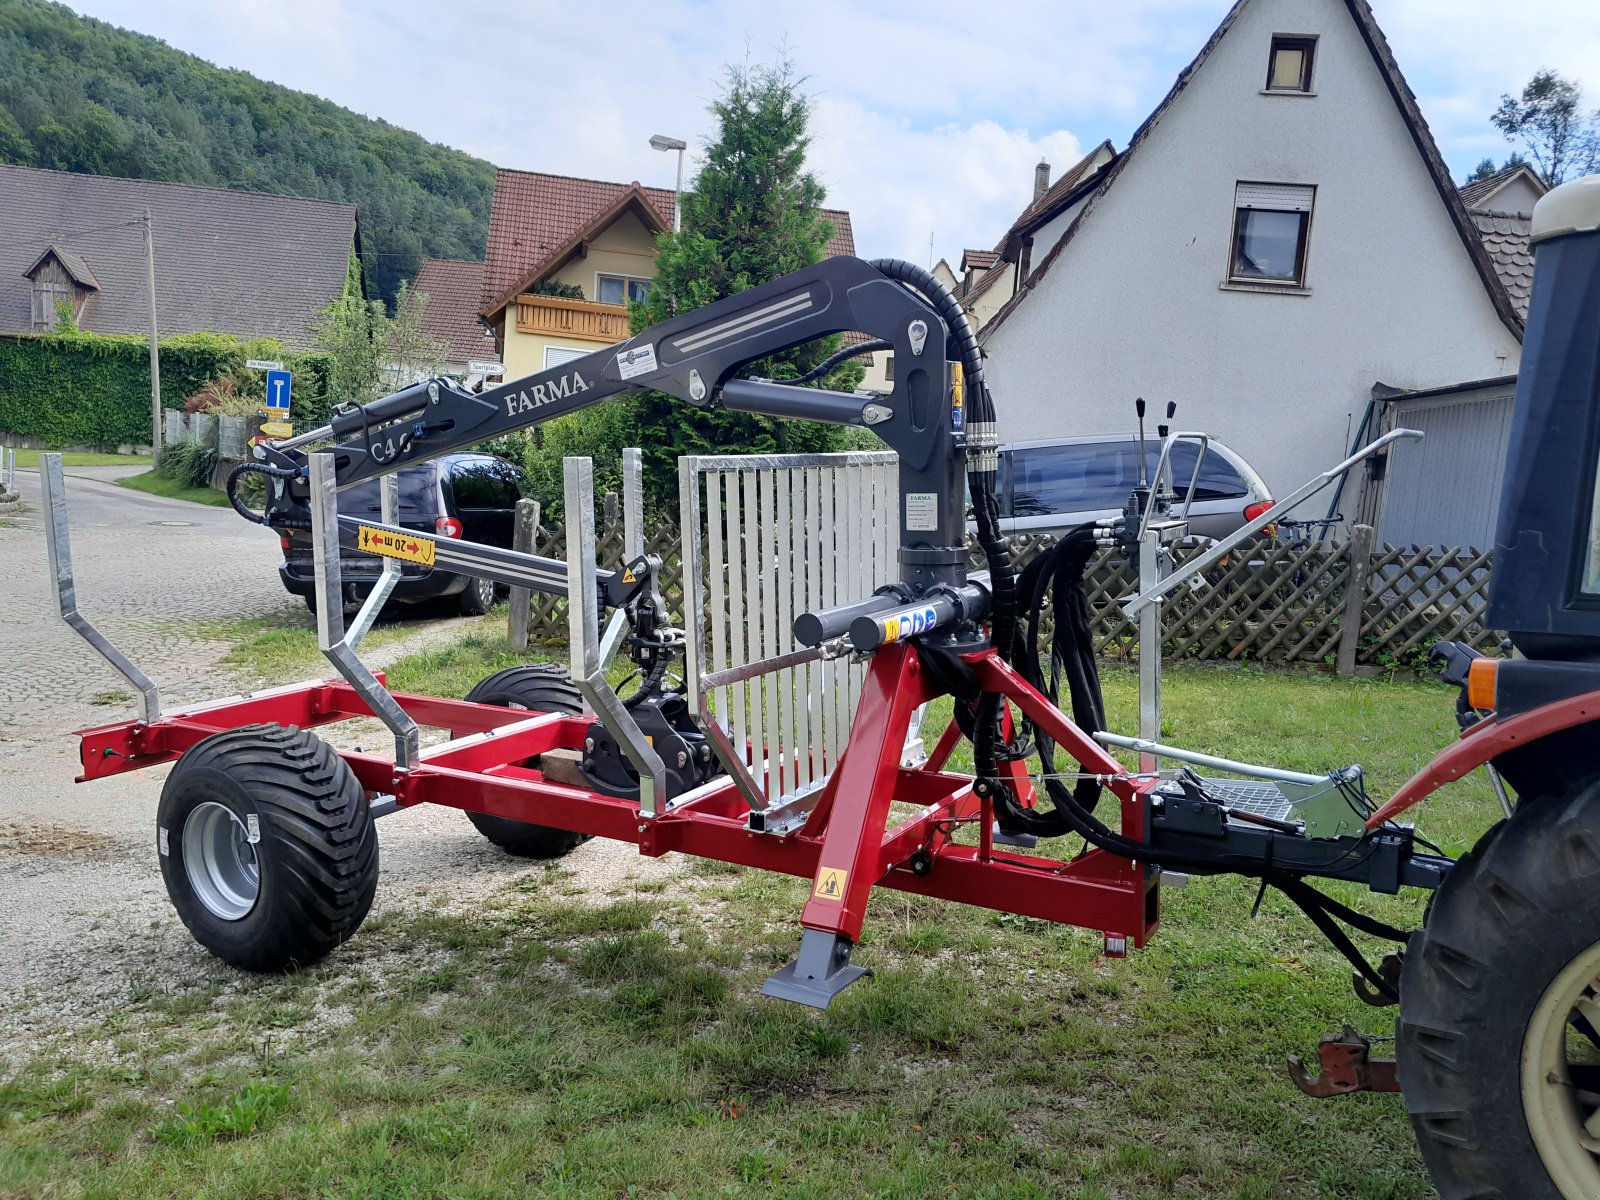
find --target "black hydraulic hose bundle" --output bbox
[226,461,305,528]
[866,260,1019,815]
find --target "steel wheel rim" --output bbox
[182,801,260,921]
[1523,938,1600,1196]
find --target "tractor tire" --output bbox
[461,664,589,859]
[457,574,496,616]
[1399,776,1600,1199]
[157,723,378,971]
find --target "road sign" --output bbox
[246,358,285,371]
[260,421,293,438]
[357,525,436,567]
[264,369,291,416]
[467,360,505,376]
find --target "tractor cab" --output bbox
[1488,173,1600,661]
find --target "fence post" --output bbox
[1336,524,1376,675]
[507,498,540,652]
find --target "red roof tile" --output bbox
[411,258,490,364]
[481,167,858,319]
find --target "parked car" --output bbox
[997,434,1273,539]
[279,452,527,616]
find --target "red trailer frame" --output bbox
[76,642,1159,955]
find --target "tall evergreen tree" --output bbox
[624,57,863,505]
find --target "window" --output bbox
[1147,443,1250,502]
[596,274,650,305]
[544,345,586,369]
[1267,35,1316,92]
[1006,443,1141,518]
[339,466,439,515]
[450,460,521,509]
[883,354,894,377]
[1229,182,1314,287]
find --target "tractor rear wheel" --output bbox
[1399,776,1600,1198]
[461,664,589,858]
[157,724,378,971]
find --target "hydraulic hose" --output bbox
[225,460,305,528]
[790,339,893,386]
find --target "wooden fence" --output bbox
[510,506,1501,671]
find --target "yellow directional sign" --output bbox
[357,525,436,566]
[259,421,293,438]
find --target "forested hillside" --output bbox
[0,0,494,303]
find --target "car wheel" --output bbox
[457,574,496,616]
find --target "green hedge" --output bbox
[0,332,333,449]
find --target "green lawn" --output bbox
[9,449,152,468]
[115,469,229,506]
[1,651,1491,1199]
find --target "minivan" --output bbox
[279,452,527,616]
[998,435,1273,539]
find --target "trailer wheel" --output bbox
[157,724,378,971]
[461,664,589,858]
[1399,777,1600,1199]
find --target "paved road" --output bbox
[0,465,288,736]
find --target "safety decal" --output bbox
[882,606,939,643]
[813,867,848,901]
[616,343,658,380]
[358,525,436,566]
[158,826,169,857]
[622,567,638,584]
[246,814,261,844]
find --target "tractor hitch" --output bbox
[1287,1025,1399,1097]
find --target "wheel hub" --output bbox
[182,801,260,921]
[1523,939,1600,1196]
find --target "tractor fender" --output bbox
[1366,688,1600,828]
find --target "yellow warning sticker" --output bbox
[813,867,848,901]
[358,525,436,566]
[622,567,638,584]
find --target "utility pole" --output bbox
[143,209,162,466]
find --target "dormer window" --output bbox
[24,245,100,332]
[1267,36,1316,93]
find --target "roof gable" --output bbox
[481,166,860,321]
[0,164,356,349]
[981,0,1524,343]
[24,244,100,290]
[1459,163,1549,212]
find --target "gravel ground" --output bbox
[0,467,685,1065]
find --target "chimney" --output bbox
[1033,159,1051,203]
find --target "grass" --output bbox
[115,469,229,506]
[9,449,152,468]
[0,642,1498,1197]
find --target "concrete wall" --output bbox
[981,0,1522,501]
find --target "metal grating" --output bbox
[679,452,899,805]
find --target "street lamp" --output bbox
[649,133,687,232]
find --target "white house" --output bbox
[978,0,1525,502]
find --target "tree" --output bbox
[1464,151,1529,186]
[614,56,864,507]
[1491,69,1600,186]
[313,293,386,409]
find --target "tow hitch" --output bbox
[1288,1025,1399,1097]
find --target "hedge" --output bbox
[0,332,333,449]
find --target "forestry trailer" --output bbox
[41,172,1600,1197]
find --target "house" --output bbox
[976,0,1526,504]
[477,169,885,388]
[1459,162,1548,215]
[0,164,358,349]
[411,257,495,377]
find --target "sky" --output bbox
[67,0,1600,266]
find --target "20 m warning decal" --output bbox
[357,525,436,566]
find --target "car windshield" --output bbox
[1008,440,1253,518]
[337,467,437,514]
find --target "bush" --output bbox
[157,440,219,489]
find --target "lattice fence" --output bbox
[513,507,1502,667]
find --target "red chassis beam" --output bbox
[73,648,1158,948]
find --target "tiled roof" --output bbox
[411,258,490,364]
[1008,141,1116,240]
[481,167,858,318]
[0,164,356,349]
[1459,164,1546,211]
[1470,209,1534,320]
[961,249,999,271]
[25,244,101,290]
[980,0,1524,343]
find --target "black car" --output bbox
[279,452,527,616]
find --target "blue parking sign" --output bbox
[265,369,291,415]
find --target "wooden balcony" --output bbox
[514,293,630,343]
